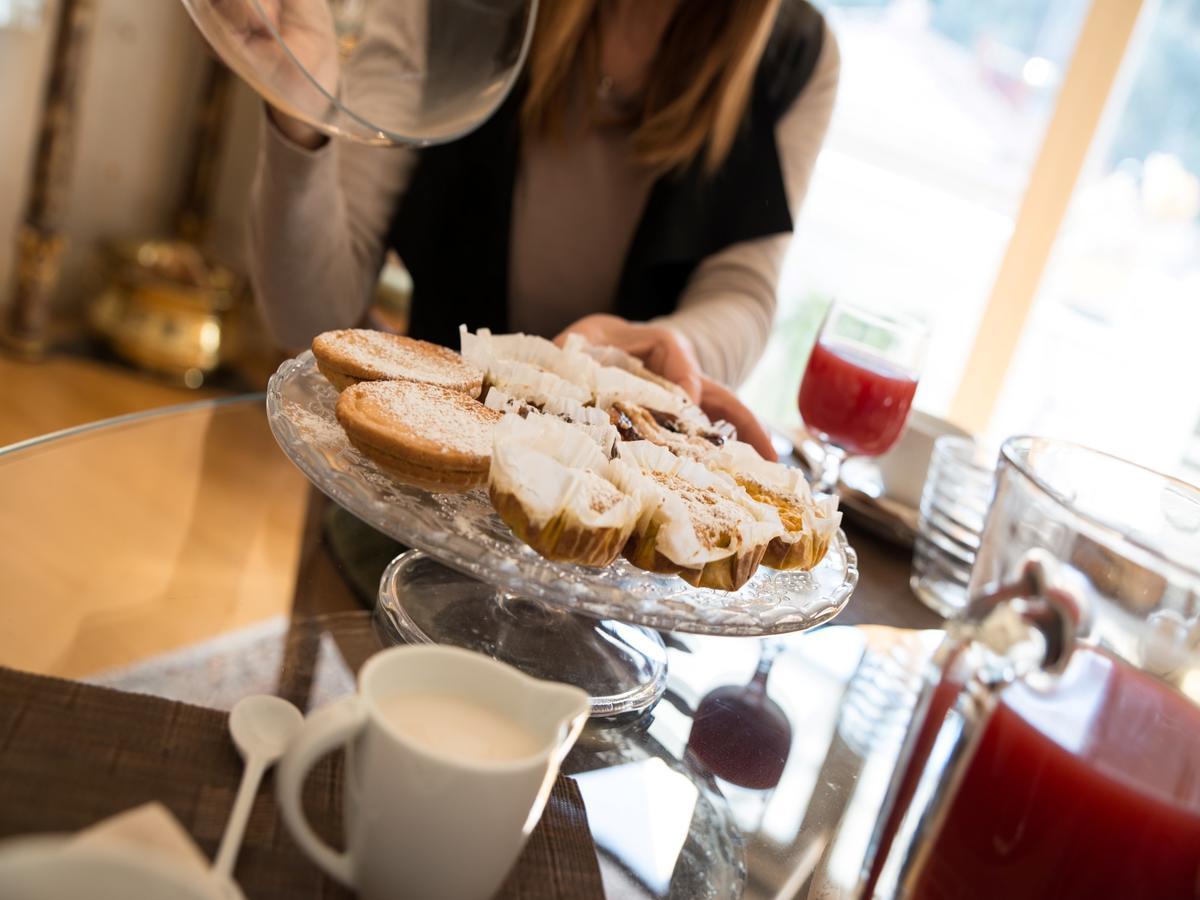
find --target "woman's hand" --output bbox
[557,314,703,401]
[695,375,777,462]
[209,0,338,149]
[556,314,777,461]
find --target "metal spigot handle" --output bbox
[961,549,1086,675]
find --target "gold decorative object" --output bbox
[89,239,245,389]
[1,0,95,359]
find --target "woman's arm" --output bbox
[248,114,415,352]
[656,24,841,387]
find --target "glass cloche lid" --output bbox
[181,0,537,146]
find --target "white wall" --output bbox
[0,0,259,321]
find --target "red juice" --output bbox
[912,648,1200,900]
[798,340,918,456]
[863,648,970,899]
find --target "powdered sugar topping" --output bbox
[317,330,481,388]
[351,380,499,458]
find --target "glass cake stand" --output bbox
[180,0,536,146]
[266,353,860,715]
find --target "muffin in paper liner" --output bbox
[484,386,617,457]
[607,400,734,460]
[488,413,641,567]
[485,359,593,407]
[610,441,783,591]
[592,363,708,426]
[460,326,599,389]
[460,325,727,442]
[707,440,842,571]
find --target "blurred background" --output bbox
[1,0,1197,481]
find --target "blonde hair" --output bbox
[522,0,781,174]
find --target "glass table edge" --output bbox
[0,393,266,459]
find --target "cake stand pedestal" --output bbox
[376,550,668,716]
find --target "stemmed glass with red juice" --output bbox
[797,303,927,492]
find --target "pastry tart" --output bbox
[313,329,483,396]
[488,414,641,567]
[336,379,501,491]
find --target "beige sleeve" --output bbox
[656,24,840,387]
[247,113,416,352]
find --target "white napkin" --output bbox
[71,803,212,869]
[41,803,241,900]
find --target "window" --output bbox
[743,0,1090,428]
[987,0,1200,480]
[0,0,43,30]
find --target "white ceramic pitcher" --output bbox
[276,645,589,900]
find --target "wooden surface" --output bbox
[0,352,219,448]
[834,523,942,631]
[0,400,310,679]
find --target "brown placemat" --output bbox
[0,667,603,899]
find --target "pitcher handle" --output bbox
[276,695,367,887]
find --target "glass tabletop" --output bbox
[0,395,945,898]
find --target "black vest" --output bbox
[389,0,826,349]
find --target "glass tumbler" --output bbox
[909,436,994,617]
[864,436,1200,900]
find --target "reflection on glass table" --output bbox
[0,396,945,898]
[687,641,792,794]
[179,0,537,145]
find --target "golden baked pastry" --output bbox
[610,441,782,591]
[488,414,639,567]
[336,379,502,492]
[708,441,842,571]
[313,328,484,396]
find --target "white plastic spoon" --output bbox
[213,695,304,879]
